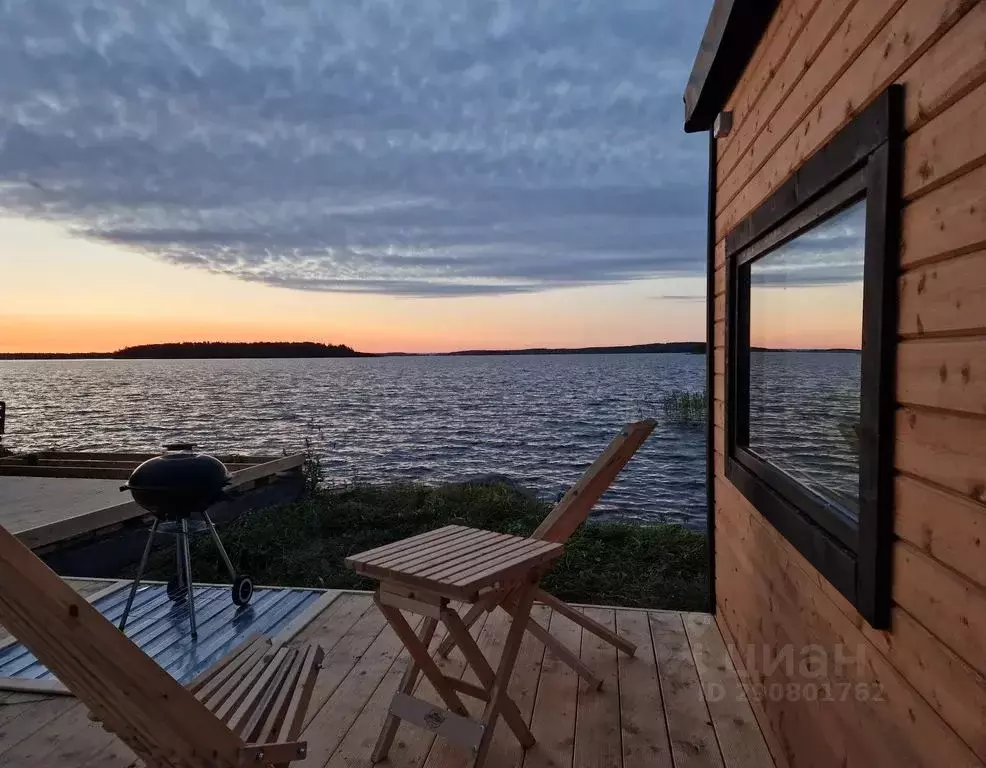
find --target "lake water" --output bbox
[749,350,861,516]
[0,354,708,527]
[0,352,862,529]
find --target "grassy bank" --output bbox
[147,482,709,611]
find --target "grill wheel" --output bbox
[232,574,254,607]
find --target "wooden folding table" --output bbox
[345,524,564,767]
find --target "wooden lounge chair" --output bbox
[0,524,324,768]
[436,419,656,688]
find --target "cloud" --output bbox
[751,201,866,288]
[0,0,712,297]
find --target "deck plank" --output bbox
[290,591,374,647]
[0,696,77,759]
[77,732,138,768]
[300,613,422,765]
[325,644,418,768]
[301,598,388,731]
[523,607,580,768]
[616,609,673,768]
[683,614,774,768]
[573,607,622,768]
[651,611,725,768]
[0,702,111,767]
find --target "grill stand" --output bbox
[118,512,252,640]
[180,518,197,638]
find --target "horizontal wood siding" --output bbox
[711,1,986,766]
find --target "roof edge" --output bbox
[683,0,779,133]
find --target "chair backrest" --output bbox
[0,525,244,768]
[532,419,656,543]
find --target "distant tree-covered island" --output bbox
[0,340,865,360]
[112,341,366,359]
[444,341,705,356]
[1,341,707,359]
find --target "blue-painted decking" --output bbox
[0,582,322,684]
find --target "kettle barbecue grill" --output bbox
[117,444,254,639]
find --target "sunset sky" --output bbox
[0,1,860,354]
[749,203,865,351]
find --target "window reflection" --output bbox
[747,201,865,518]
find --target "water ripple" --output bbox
[0,354,710,526]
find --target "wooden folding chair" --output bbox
[436,419,656,688]
[0,524,323,768]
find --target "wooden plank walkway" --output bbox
[0,591,776,768]
[0,453,304,550]
[0,477,123,537]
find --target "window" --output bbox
[725,86,901,628]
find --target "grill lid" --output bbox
[122,444,231,518]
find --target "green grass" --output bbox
[146,481,709,612]
[661,388,706,426]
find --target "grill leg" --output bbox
[119,518,158,633]
[176,531,184,590]
[181,518,198,639]
[202,510,237,581]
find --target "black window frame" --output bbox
[725,85,902,628]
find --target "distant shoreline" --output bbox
[0,340,861,360]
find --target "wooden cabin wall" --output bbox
[711,0,986,766]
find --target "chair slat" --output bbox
[238,648,298,743]
[422,537,544,582]
[213,646,278,722]
[403,532,517,578]
[228,646,291,732]
[454,541,562,588]
[203,641,271,713]
[278,644,324,743]
[257,644,308,744]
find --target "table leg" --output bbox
[371,615,439,762]
[441,606,534,747]
[374,593,470,718]
[471,580,538,767]
[435,601,485,659]
[435,589,502,659]
[536,588,636,656]
[501,597,603,690]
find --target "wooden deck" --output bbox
[0,452,304,550]
[0,590,774,768]
[0,477,123,539]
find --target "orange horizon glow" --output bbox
[749,281,863,352]
[0,311,704,355]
